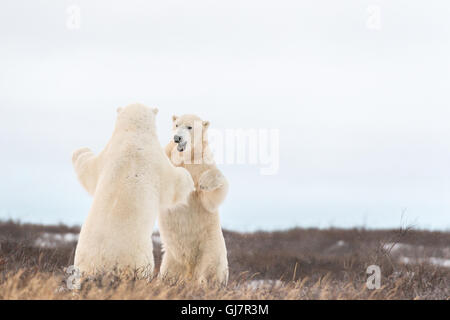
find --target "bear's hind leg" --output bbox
[194,254,229,287]
[159,251,186,284]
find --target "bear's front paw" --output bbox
[199,170,224,192]
[72,147,93,165]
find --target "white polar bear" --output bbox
[72,103,194,278]
[158,114,229,286]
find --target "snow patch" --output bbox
[383,242,414,253]
[246,280,284,290]
[399,256,450,268]
[336,240,346,247]
[34,232,79,248]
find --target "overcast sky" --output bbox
[1,0,449,230]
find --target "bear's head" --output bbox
[115,103,159,132]
[171,114,209,153]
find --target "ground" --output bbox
[0,220,448,299]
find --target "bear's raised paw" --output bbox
[72,147,94,165]
[199,169,225,192]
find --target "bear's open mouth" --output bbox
[177,141,187,152]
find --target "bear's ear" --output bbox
[152,108,159,115]
[116,107,123,114]
[172,115,178,122]
[202,121,210,129]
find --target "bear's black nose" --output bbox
[174,135,182,143]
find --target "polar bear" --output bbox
[72,103,194,278]
[158,114,229,286]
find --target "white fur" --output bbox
[72,104,194,278]
[158,114,229,286]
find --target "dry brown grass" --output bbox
[0,220,449,300]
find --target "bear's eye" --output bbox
[176,124,179,128]
[187,126,192,130]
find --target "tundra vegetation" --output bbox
[0,220,448,299]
